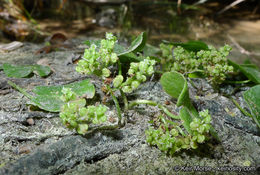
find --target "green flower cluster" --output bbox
[113,57,156,93]
[76,33,118,78]
[60,88,108,135]
[172,46,198,73]
[160,44,173,61]
[160,44,234,84]
[197,45,233,84]
[145,109,211,155]
[159,43,174,71]
[190,109,211,145]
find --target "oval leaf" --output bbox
[16,79,95,112]
[118,32,147,56]
[33,79,95,98]
[3,63,32,78]
[228,59,260,84]
[160,71,190,107]
[32,65,52,77]
[3,63,51,78]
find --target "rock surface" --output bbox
[0,39,259,174]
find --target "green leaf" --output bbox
[143,44,160,57]
[83,40,101,48]
[118,52,143,63]
[33,79,95,98]
[243,85,260,128]
[239,65,260,84]
[228,59,260,84]
[3,63,51,78]
[32,65,51,77]
[118,32,147,56]
[179,107,193,134]
[160,71,191,107]
[29,95,64,112]
[84,32,147,56]
[163,40,209,52]
[9,79,95,112]
[83,33,147,63]
[3,63,33,78]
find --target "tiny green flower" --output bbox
[131,80,140,90]
[102,68,111,77]
[76,124,89,135]
[122,86,132,93]
[113,75,124,88]
[111,53,118,63]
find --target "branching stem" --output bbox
[129,99,180,120]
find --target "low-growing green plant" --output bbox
[68,32,156,132]
[60,88,108,134]
[160,43,234,85]
[59,34,221,152]
[7,32,260,156]
[145,109,211,155]
[114,58,156,93]
[76,33,118,78]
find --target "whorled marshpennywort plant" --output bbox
[160,43,234,85]
[59,88,108,134]
[58,33,232,154]
[7,32,259,155]
[60,33,162,134]
[145,109,212,155]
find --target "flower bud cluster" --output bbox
[197,45,233,84]
[160,43,174,71]
[59,88,108,135]
[190,109,211,146]
[145,109,212,155]
[160,44,234,84]
[76,33,118,78]
[172,46,198,73]
[113,57,156,93]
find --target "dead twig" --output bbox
[177,0,182,14]
[218,0,246,15]
[227,34,260,57]
[227,34,260,65]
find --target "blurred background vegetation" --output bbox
[0,0,260,64]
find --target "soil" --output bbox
[0,38,259,174]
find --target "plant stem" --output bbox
[8,81,33,99]
[224,80,251,84]
[88,124,119,133]
[120,89,128,111]
[155,70,163,74]
[129,99,180,120]
[129,99,157,107]
[109,88,123,126]
[117,60,122,75]
[186,101,199,118]
[188,78,198,90]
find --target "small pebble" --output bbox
[18,145,31,154]
[26,118,34,125]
